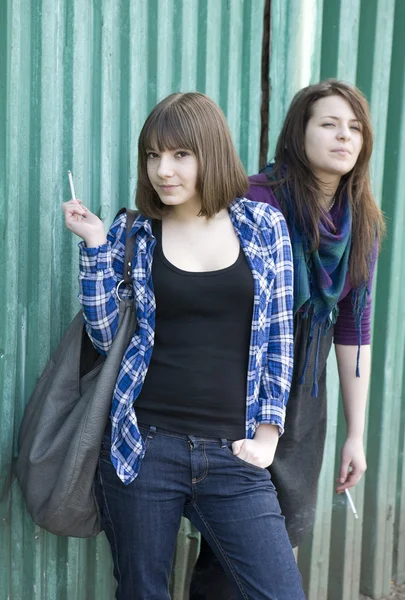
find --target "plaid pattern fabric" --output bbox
[78,199,294,484]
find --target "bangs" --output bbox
[140,102,198,153]
[136,91,249,219]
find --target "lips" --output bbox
[159,184,179,191]
[332,148,351,155]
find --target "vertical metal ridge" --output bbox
[179,0,199,91]
[99,0,121,225]
[129,0,148,205]
[336,0,361,81]
[2,2,31,596]
[156,0,174,101]
[361,0,405,595]
[203,0,221,100]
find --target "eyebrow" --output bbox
[320,115,360,122]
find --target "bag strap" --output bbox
[114,208,138,298]
[123,209,137,285]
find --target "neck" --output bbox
[166,199,203,222]
[316,175,341,211]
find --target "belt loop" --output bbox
[220,438,228,448]
[147,425,156,440]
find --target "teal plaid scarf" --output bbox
[262,163,368,395]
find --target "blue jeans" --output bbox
[95,424,306,600]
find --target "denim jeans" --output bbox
[95,424,306,600]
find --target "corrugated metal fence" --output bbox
[0,1,404,599]
[269,1,405,599]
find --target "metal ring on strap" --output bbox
[116,279,125,302]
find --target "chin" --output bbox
[323,163,355,178]
[159,198,183,206]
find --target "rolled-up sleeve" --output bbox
[334,239,378,345]
[257,213,294,435]
[78,215,127,355]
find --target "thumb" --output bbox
[339,457,350,484]
[232,440,244,456]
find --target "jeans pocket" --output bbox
[138,426,155,454]
[99,419,112,461]
[99,423,154,462]
[222,444,268,474]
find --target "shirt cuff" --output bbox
[255,404,286,436]
[78,241,112,273]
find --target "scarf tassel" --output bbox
[311,325,323,397]
[299,317,315,386]
[299,317,327,398]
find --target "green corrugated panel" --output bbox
[3,1,404,599]
[396,348,405,584]
[0,1,264,599]
[269,1,405,599]
[360,0,405,596]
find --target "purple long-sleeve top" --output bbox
[247,173,375,345]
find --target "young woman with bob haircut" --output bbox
[191,79,385,599]
[62,92,306,600]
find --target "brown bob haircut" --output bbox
[135,92,249,218]
[269,79,385,287]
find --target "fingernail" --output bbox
[340,478,345,483]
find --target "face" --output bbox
[146,147,201,210]
[304,95,363,183]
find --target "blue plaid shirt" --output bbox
[79,199,293,484]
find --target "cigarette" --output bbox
[67,170,76,200]
[345,489,359,519]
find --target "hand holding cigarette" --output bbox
[63,171,107,248]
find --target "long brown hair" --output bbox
[269,79,385,287]
[136,92,248,218]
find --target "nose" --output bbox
[337,125,351,141]
[156,155,174,179]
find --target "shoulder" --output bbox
[247,174,276,205]
[235,197,287,231]
[109,211,127,232]
[247,173,283,213]
[108,210,150,242]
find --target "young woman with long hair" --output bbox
[62,92,306,600]
[191,79,385,599]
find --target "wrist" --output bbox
[84,236,107,248]
[345,430,364,442]
[254,423,279,444]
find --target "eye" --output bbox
[146,151,159,159]
[350,125,361,131]
[322,122,335,127]
[175,150,191,158]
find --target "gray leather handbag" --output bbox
[16,209,137,538]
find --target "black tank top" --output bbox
[135,219,254,440]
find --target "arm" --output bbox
[62,200,127,355]
[333,241,377,491]
[335,343,370,492]
[233,212,294,468]
[78,223,125,355]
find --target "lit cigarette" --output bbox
[345,489,359,519]
[67,170,76,200]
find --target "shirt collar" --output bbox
[129,198,257,238]
[129,214,153,238]
[229,197,262,235]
